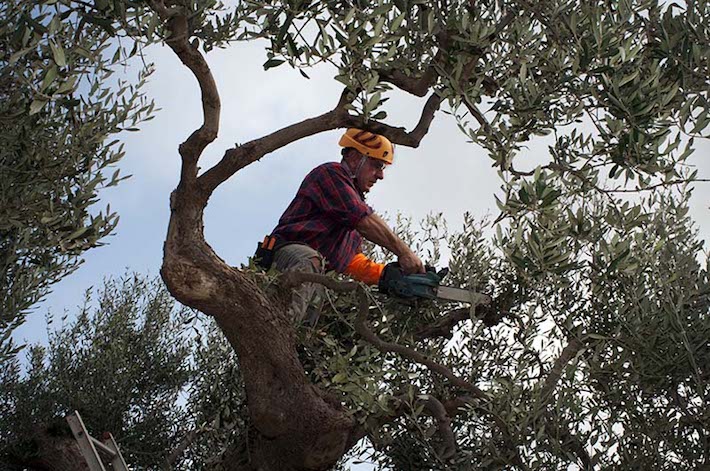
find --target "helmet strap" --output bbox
[353,155,367,179]
[343,152,368,180]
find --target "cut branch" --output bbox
[414,301,506,341]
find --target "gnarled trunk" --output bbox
[161,187,357,470]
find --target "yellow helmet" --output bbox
[338,128,394,164]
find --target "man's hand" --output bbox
[398,249,425,274]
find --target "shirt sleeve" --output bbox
[307,164,372,228]
[344,253,385,285]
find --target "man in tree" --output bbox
[259,128,425,322]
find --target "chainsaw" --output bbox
[378,263,490,306]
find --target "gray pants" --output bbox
[273,243,325,325]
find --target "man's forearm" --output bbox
[356,213,410,257]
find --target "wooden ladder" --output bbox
[66,411,130,471]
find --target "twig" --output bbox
[421,395,457,460]
[280,272,359,292]
[164,429,198,469]
[538,339,583,407]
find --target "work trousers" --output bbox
[273,243,325,325]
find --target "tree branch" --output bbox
[422,394,457,461]
[538,339,583,407]
[197,89,352,194]
[164,428,198,469]
[198,86,442,195]
[353,290,487,399]
[280,271,359,293]
[345,91,443,148]
[535,339,593,469]
[152,5,220,184]
[413,300,505,341]
[278,278,488,399]
[378,49,444,97]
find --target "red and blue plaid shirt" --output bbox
[272,162,372,272]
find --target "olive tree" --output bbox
[0,274,194,470]
[151,1,709,468]
[0,0,156,361]
[5,0,710,469]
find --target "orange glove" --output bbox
[344,253,385,285]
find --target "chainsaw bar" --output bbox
[435,286,491,306]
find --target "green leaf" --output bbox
[29,99,49,115]
[40,65,58,92]
[263,58,285,70]
[332,372,348,383]
[50,40,67,67]
[392,12,405,31]
[56,76,78,94]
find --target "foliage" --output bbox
[0,274,194,469]
[300,201,709,469]
[2,0,710,468]
[0,0,157,361]
[1,209,707,469]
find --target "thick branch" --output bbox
[198,87,442,194]
[379,49,444,97]
[414,301,505,341]
[345,91,443,148]
[197,90,352,194]
[152,5,220,183]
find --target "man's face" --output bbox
[355,155,387,193]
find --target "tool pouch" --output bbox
[254,235,280,270]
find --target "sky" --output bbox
[9,27,710,471]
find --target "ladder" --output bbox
[66,410,130,471]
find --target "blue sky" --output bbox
[13,37,710,353]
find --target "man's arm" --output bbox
[356,213,425,274]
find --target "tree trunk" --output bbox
[161,188,357,470]
[11,428,89,471]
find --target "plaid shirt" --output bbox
[272,162,373,272]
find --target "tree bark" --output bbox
[9,428,89,471]
[161,185,357,470]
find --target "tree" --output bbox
[0,0,156,361]
[2,206,708,470]
[0,273,194,470]
[5,0,710,469]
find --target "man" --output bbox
[258,128,424,323]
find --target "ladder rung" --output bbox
[66,411,129,471]
[90,436,117,458]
